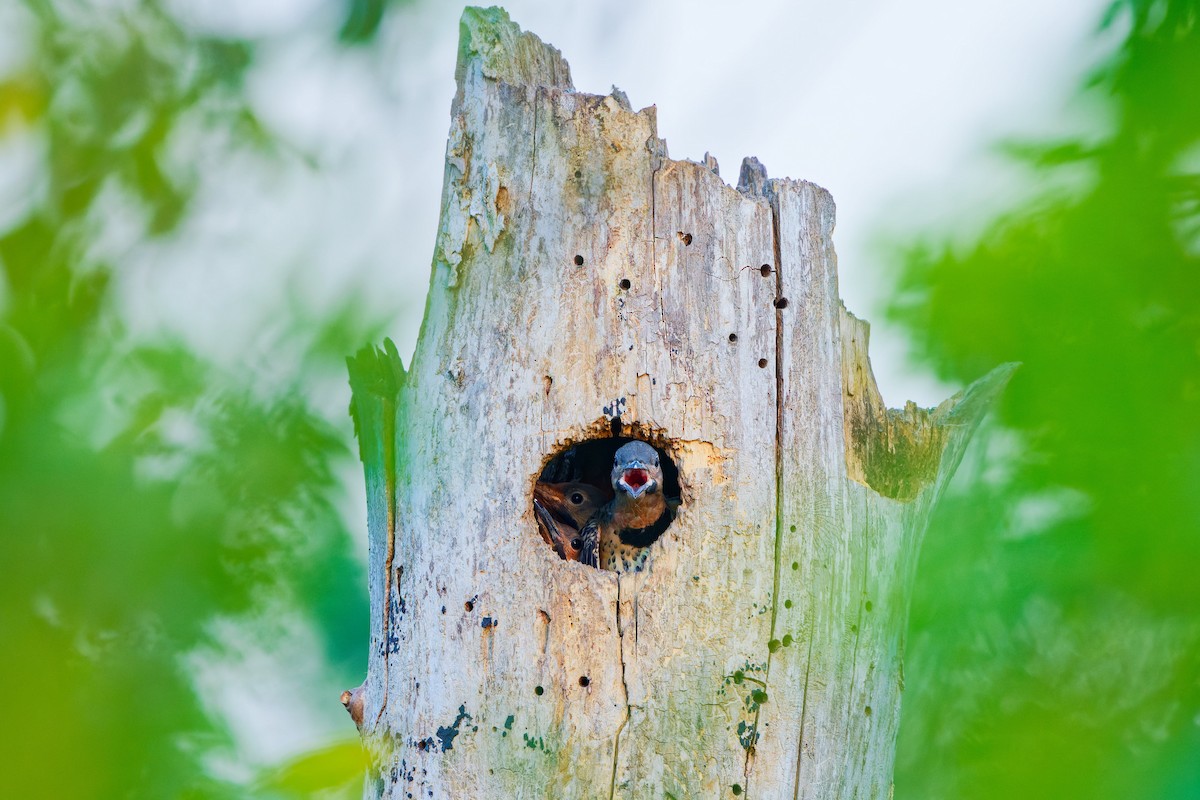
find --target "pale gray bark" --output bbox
[346,7,1012,799]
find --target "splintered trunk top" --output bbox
[346,7,1012,799]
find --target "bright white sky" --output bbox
[108,0,1111,410]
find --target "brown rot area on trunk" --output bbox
[531,423,682,567]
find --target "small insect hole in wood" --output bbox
[760,264,772,277]
[774,297,789,309]
[574,254,584,266]
[578,676,590,687]
[619,278,631,290]
[758,358,768,368]
[533,432,682,572]
[464,600,474,612]
[728,333,738,343]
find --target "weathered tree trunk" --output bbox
[346,7,1012,799]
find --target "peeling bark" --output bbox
[346,7,1012,799]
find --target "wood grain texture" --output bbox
[347,7,1013,799]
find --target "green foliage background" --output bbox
[891,1,1200,797]
[0,0,1195,798]
[0,1,406,796]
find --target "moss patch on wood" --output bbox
[840,308,947,501]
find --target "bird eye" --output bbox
[571,538,582,550]
[654,457,660,466]
[571,492,584,504]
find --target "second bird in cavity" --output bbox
[533,481,607,561]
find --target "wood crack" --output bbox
[842,513,870,736]
[791,629,817,800]
[527,86,539,222]
[609,576,633,800]
[374,395,399,726]
[743,182,788,797]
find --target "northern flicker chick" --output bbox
[579,440,671,573]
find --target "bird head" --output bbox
[533,481,607,529]
[610,440,664,499]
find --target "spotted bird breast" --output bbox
[600,531,650,574]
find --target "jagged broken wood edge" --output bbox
[358,7,1014,510]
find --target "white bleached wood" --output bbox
[346,7,1012,799]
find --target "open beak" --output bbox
[617,461,657,498]
[533,499,559,547]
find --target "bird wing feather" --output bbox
[578,517,601,568]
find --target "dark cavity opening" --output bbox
[533,432,682,570]
[578,676,590,687]
[728,333,738,343]
[619,278,631,290]
[758,358,768,368]
[774,297,789,309]
[574,254,584,266]
[760,264,772,277]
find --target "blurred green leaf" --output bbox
[256,739,366,797]
[340,0,388,43]
[0,0,404,796]
[0,74,46,132]
[892,1,1200,798]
